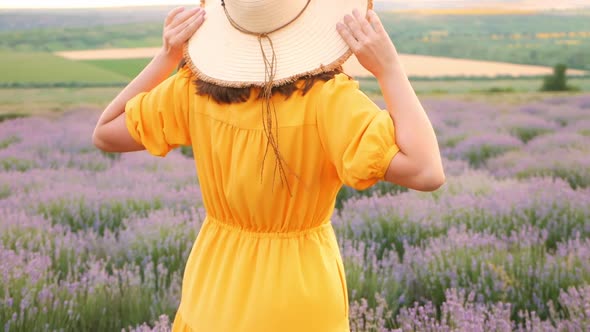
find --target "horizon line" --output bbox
[0,2,192,10]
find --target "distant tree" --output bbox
[540,64,570,92]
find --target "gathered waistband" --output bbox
[204,215,333,239]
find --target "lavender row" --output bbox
[1,94,589,331]
[3,211,588,331]
[126,285,590,332]
[1,208,203,332]
[335,174,590,257]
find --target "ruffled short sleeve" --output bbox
[125,66,193,157]
[316,74,400,190]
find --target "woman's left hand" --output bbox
[337,9,399,79]
[162,6,206,62]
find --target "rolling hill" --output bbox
[0,52,129,85]
[375,0,590,10]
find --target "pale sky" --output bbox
[0,0,494,9]
[0,0,434,9]
[0,0,191,9]
[0,0,586,9]
[0,0,398,9]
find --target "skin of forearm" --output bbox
[377,60,444,176]
[95,49,178,127]
[92,7,205,153]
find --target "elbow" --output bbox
[384,152,446,192]
[416,168,446,192]
[92,128,108,152]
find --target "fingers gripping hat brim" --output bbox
[184,0,372,88]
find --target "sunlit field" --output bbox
[1,93,589,331]
[2,4,590,331]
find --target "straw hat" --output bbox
[184,0,372,88]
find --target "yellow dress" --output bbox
[125,66,400,332]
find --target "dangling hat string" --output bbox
[221,0,311,36]
[221,0,311,195]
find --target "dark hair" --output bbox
[176,58,349,194]
[178,59,347,104]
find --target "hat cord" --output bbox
[221,0,311,195]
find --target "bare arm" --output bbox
[337,9,445,192]
[93,6,205,153]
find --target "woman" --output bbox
[93,1,444,331]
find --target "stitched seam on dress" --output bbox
[193,110,317,131]
[314,81,331,166]
[206,215,332,239]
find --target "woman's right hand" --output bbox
[337,9,400,79]
[161,6,206,63]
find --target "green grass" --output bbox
[0,52,130,84]
[2,11,590,71]
[0,87,119,115]
[0,22,162,52]
[379,12,590,71]
[82,58,152,78]
[359,76,590,96]
[1,76,588,118]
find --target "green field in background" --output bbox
[2,11,589,70]
[0,21,162,52]
[0,86,120,117]
[3,53,588,94]
[1,9,589,90]
[380,12,590,70]
[0,52,129,84]
[2,77,588,119]
[2,7,589,119]
[82,58,152,78]
[359,76,590,96]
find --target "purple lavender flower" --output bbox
[2,95,589,331]
[448,133,523,167]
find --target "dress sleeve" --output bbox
[125,66,193,157]
[316,74,400,190]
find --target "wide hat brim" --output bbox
[184,0,372,88]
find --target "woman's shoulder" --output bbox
[315,72,360,96]
[177,65,196,83]
[310,72,363,103]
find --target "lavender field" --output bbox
[1,94,589,331]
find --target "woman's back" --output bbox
[124,65,399,331]
[126,66,399,232]
[96,2,444,329]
